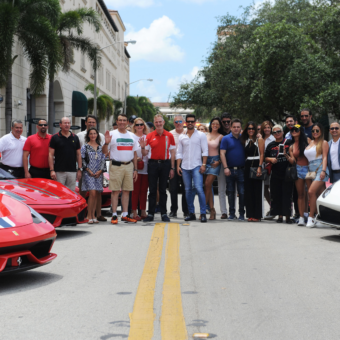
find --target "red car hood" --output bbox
[0,193,33,228]
[0,178,81,205]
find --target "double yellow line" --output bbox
[128,223,187,340]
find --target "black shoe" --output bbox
[201,214,207,223]
[276,217,283,223]
[183,212,190,218]
[162,214,170,222]
[169,212,177,218]
[185,213,196,221]
[143,215,154,222]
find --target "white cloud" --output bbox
[108,0,154,8]
[167,66,201,91]
[132,80,166,102]
[125,16,185,62]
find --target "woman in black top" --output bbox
[242,122,265,221]
[265,125,293,223]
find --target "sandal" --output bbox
[133,215,142,221]
[252,218,260,222]
[93,219,99,223]
[88,219,93,224]
[248,218,253,222]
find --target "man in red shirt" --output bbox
[23,119,52,179]
[140,114,176,222]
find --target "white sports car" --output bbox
[316,181,340,228]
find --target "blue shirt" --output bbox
[304,125,313,139]
[220,134,245,167]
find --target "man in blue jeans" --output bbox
[176,114,209,222]
[220,118,246,221]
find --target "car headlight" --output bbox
[28,206,47,224]
[322,184,333,198]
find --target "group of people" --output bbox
[0,108,339,227]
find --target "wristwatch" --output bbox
[202,164,206,166]
[171,168,175,170]
[78,168,83,171]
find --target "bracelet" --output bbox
[50,169,54,172]
[141,147,145,149]
[104,143,109,145]
[224,167,228,169]
[321,170,326,173]
[171,168,175,170]
[202,164,206,166]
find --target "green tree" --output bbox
[0,0,61,132]
[125,95,157,122]
[85,83,114,122]
[48,8,101,132]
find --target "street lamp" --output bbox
[124,79,153,115]
[93,40,136,117]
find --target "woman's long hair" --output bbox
[208,117,224,134]
[132,117,150,135]
[241,121,257,146]
[312,123,324,158]
[85,127,101,145]
[260,120,273,139]
[293,127,308,158]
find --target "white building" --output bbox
[152,102,194,121]
[0,0,130,136]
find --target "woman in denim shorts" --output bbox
[286,125,309,226]
[204,117,224,220]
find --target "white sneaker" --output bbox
[298,217,305,226]
[306,217,315,228]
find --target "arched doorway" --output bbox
[53,80,64,133]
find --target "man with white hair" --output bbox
[169,114,189,218]
[139,114,176,222]
[49,117,82,191]
[0,119,27,178]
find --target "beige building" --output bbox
[152,102,194,121]
[0,0,130,136]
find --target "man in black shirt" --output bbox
[49,117,82,191]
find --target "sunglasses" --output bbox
[186,121,195,124]
[291,127,300,133]
[273,130,282,134]
[135,123,144,127]
[312,129,320,133]
[38,124,48,127]
[222,120,231,124]
[175,120,183,124]
[301,115,309,118]
[247,127,255,130]
[330,127,339,131]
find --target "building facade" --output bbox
[152,102,194,121]
[0,0,130,136]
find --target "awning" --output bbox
[72,91,88,117]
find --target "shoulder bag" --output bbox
[305,163,322,180]
[249,139,268,181]
[285,145,297,182]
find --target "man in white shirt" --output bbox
[77,114,106,222]
[102,114,138,224]
[0,120,27,178]
[169,115,188,218]
[176,114,208,223]
[328,122,340,183]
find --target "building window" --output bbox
[118,82,120,100]
[106,70,110,91]
[112,77,116,95]
[80,54,86,73]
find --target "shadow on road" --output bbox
[0,271,63,295]
[100,333,128,339]
[321,235,340,243]
[56,229,92,240]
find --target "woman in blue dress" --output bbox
[81,128,106,224]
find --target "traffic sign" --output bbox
[53,122,60,127]
[70,125,81,130]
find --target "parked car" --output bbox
[316,180,340,228]
[0,192,57,275]
[0,168,87,228]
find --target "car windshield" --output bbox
[0,168,17,179]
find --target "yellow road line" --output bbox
[128,223,166,340]
[161,223,188,340]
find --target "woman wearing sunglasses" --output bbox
[131,118,150,220]
[265,125,293,223]
[304,123,329,227]
[285,125,309,226]
[242,121,265,222]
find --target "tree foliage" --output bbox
[171,0,340,122]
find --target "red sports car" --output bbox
[0,193,57,275]
[0,169,87,228]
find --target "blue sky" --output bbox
[106,0,256,103]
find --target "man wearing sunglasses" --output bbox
[169,115,189,218]
[0,119,27,178]
[23,119,51,179]
[328,122,340,183]
[300,108,313,139]
[218,112,232,219]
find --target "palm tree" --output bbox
[85,83,115,122]
[47,8,101,132]
[125,95,156,122]
[0,0,61,132]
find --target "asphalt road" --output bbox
[1,196,340,340]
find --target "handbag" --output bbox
[264,162,272,175]
[305,163,322,180]
[137,159,144,170]
[249,139,268,180]
[285,164,297,181]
